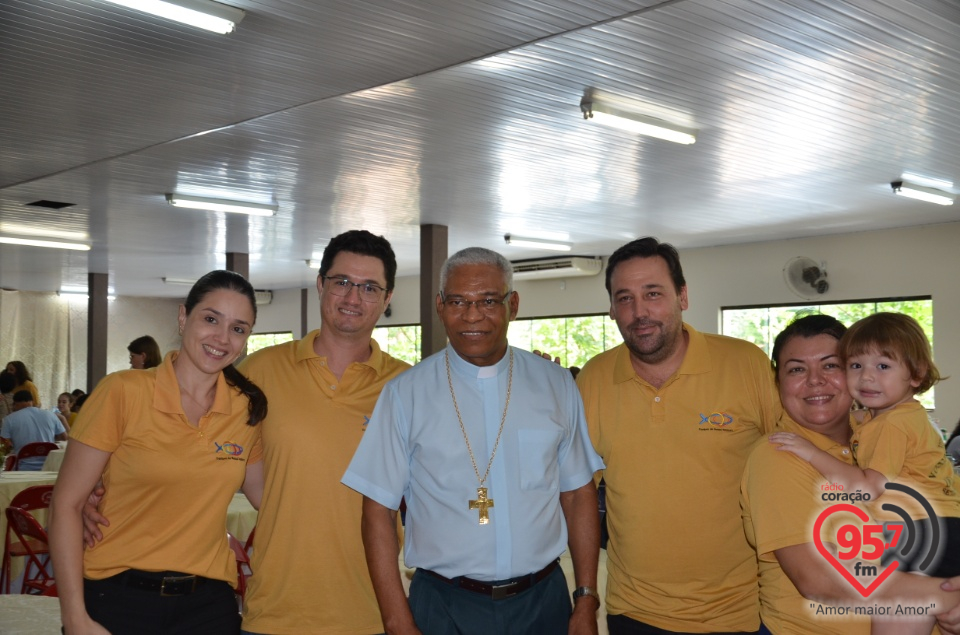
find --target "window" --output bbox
[373,313,623,368]
[372,325,421,365]
[721,297,935,408]
[247,331,295,355]
[508,314,623,368]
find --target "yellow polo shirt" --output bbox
[578,324,781,633]
[239,331,409,635]
[741,416,869,634]
[70,352,263,584]
[854,401,960,521]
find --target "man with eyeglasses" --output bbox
[237,230,411,635]
[343,246,604,635]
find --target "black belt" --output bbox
[422,559,559,600]
[105,570,209,596]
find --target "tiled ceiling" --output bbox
[1,0,958,296]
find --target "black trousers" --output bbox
[409,565,571,635]
[83,574,240,635]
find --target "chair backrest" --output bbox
[7,507,47,544]
[17,442,59,462]
[3,455,16,471]
[5,507,53,593]
[9,485,54,512]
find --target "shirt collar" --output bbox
[296,328,388,374]
[613,322,708,384]
[445,342,511,380]
[153,351,233,416]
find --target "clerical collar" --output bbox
[445,343,512,379]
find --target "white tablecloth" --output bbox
[226,492,257,542]
[0,594,61,633]
[41,449,65,472]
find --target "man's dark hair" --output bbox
[319,230,397,291]
[771,314,847,379]
[605,237,686,296]
[12,390,34,404]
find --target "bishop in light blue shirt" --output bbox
[343,342,603,581]
[342,246,604,635]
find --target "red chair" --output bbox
[243,526,255,557]
[40,583,58,597]
[1,485,54,593]
[5,507,54,594]
[3,455,16,472]
[227,532,251,610]
[15,442,59,469]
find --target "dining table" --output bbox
[0,594,61,634]
[40,449,66,472]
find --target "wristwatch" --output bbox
[572,586,600,604]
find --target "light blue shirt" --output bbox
[1,406,65,470]
[343,344,603,581]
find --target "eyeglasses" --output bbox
[440,291,514,315]
[321,276,387,303]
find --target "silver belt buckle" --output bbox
[160,575,196,596]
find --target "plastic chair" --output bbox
[228,532,251,610]
[5,507,54,594]
[16,442,59,468]
[1,485,54,593]
[243,526,255,557]
[40,583,58,597]
[3,455,16,472]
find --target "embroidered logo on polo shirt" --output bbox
[215,441,244,459]
[698,412,734,431]
[362,415,371,431]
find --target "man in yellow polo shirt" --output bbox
[577,237,781,634]
[239,230,409,635]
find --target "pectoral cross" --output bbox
[469,486,494,525]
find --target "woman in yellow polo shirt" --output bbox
[50,270,267,635]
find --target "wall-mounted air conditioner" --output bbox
[254,290,273,305]
[511,256,603,281]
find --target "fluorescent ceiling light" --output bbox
[162,277,196,286]
[582,100,696,145]
[504,234,572,252]
[0,224,89,241]
[306,259,323,269]
[166,193,278,216]
[101,0,244,34]
[891,181,955,206]
[0,236,90,251]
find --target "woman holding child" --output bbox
[741,313,960,634]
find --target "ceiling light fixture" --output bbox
[580,99,696,145]
[0,236,91,251]
[504,234,572,252]
[162,277,197,286]
[306,259,323,269]
[891,181,955,206]
[100,0,244,34]
[166,193,278,216]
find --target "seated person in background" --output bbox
[0,372,15,420]
[947,418,960,464]
[0,390,67,469]
[56,392,73,430]
[127,335,163,369]
[5,360,41,407]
